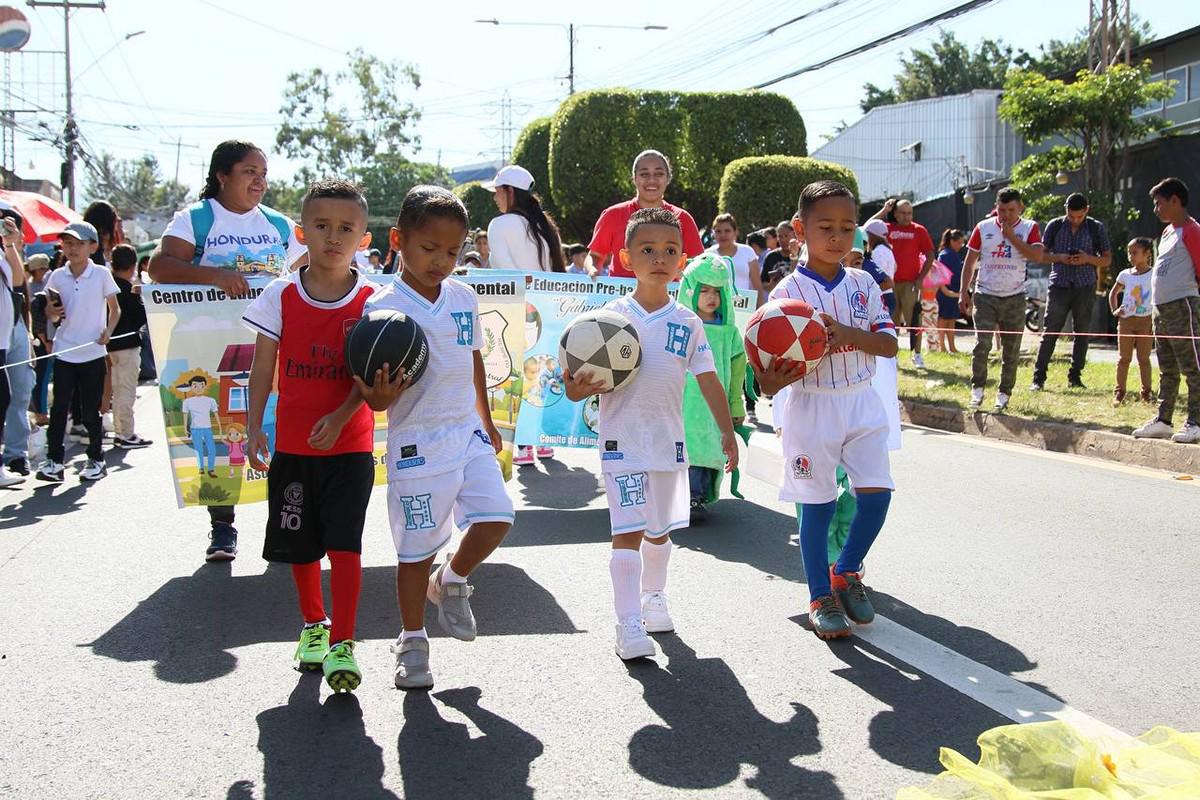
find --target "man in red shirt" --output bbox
[588,149,704,278]
[870,198,934,367]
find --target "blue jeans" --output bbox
[4,322,34,462]
[191,427,217,472]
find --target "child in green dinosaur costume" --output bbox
[679,253,747,521]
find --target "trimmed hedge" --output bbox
[548,89,806,240]
[718,156,860,232]
[510,116,556,219]
[454,181,498,231]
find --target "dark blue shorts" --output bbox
[936,292,960,320]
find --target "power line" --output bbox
[750,0,998,89]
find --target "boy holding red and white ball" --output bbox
[753,180,898,640]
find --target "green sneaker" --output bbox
[323,640,361,693]
[294,623,329,671]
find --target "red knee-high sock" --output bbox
[328,550,362,644]
[291,561,326,624]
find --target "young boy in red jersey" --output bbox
[243,179,397,692]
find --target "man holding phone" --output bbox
[0,213,29,487]
[1031,193,1113,391]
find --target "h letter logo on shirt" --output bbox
[399,494,436,530]
[664,322,691,358]
[614,472,648,508]
[450,311,474,346]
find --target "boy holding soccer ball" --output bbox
[757,181,898,640]
[565,207,739,661]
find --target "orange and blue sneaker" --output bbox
[831,567,875,625]
[808,595,851,639]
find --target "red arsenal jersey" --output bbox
[243,269,377,455]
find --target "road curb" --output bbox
[900,399,1200,475]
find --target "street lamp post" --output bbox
[475,19,667,95]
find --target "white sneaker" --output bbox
[35,460,65,483]
[993,393,1010,412]
[391,636,434,690]
[911,352,926,369]
[969,387,984,408]
[1133,418,1175,439]
[641,591,674,633]
[615,617,656,660]
[1171,422,1200,444]
[79,459,107,481]
[0,465,25,488]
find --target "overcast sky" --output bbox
[5,0,1197,202]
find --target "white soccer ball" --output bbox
[558,309,642,393]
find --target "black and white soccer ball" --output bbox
[558,309,642,393]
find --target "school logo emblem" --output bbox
[284,482,304,505]
[850,290,869,320]
[399,494,437,530]
[342,318,358,337]
[450,311,475,346]
[792,454,812,479]
[664,322,691,358]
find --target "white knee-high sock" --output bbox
[609,549,642,621]
[640,539,672,593]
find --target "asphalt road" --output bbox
[1,390,1196,799]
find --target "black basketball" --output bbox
[344,310,430,387]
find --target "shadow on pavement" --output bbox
[515,457,603,509]
[1,481,90,527]
[673,498,802,582]
[500,507,615,548]
[87,562,581,683]
[244,672,398,799]
[824,636,1010,774]
[625,633,842,799]
[397,688,543,799]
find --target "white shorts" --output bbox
[778,383,894,504]
[387,452,515,563]
[603,469,689,537]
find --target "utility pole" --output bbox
[568,23,575,95]
[161,135,198,185]
[28,0,106,210]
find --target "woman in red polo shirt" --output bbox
[587,149,704,278]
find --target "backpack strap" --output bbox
[188,200,215,265]
[1042,217,1062,255]
[258,204,295,254]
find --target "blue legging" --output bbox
[799,490,892,602]
[192,427,217,472]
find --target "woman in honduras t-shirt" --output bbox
[149,139,307,564]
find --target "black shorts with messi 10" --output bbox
[264,451,375,564]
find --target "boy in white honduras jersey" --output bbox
[361,186,513,690]
[757,181,898,641]
[566,207,739,661]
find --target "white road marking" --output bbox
[744,430,1134,742]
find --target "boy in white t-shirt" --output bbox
[181,375,221,477]
[565,207,738,661]
[37,222,121,484]
[757,181,898,641]
[362,186,513,690]
[1109,237,1155,405]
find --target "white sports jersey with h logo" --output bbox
[596,296,716,472]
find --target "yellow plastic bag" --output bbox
[898,722,1200,799]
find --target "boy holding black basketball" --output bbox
[243,179,388,692]
[757,181,897,641]
[565,207,738,661]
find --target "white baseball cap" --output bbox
[863,219,889,238]
[482,164,534,192]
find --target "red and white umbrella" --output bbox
[0,189,83,243]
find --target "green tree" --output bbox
[860,31,1013,112]
[83,152,190,215]
[454,182,498,232]
[1000,63,1174,274]
[275,49,421,181]
[511,116,555,218]
[1013,18,1154,77]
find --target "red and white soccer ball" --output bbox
[744,298,828,375]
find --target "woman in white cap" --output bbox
[484,164,566,466]
[484,165,566,273]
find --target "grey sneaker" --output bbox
[993,392,1010,412]
[1172,422,1200,444]
[427,560,476,641]
[911,352,925,369]
[1133,418,1175,439]
[969,387,984,408]
[79,459,107,481]
[808,595,851,639]
[392,636,434,690]
[36,460,65,483]
[831,569,875,625]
